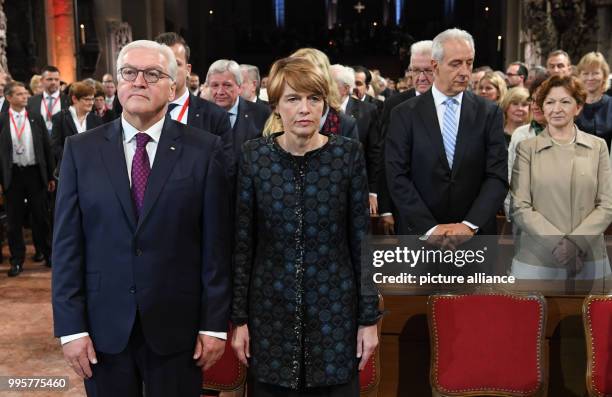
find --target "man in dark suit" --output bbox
[353,65,384,114]
[52,40,231,397]
[0,71,10,113]
[154,32,232,139]
[206,59,270,177]
[378,40,433,234]
[27,65,70,134]
[386,29,507,244]
[0,81,55,276]
[331,63,381,213]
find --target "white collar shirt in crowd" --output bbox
[69,106,89,134]
[169,89,190,125]
[42,90,61,131]
[9,108,36,166]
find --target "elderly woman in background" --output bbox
[501,87,531,146]
[511,75,612,280]
[576,51,612,151]
[231,56,380,397]
[92,81,117,123]
[477,71,507,105]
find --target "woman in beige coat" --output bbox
[510,75,612,279]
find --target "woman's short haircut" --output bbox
[69,81,95,100]
[266,57,329,109]
[576,51,610,92]
[536,75,587,109]
[479,71,507,103]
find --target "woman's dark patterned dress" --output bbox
[231,132,380,390]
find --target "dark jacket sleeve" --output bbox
[385,105,438,234]
[365,107,381,193]
[38,115,55,181]
[50,112,64,163]
[201,136,232,332]
[347,142,380,325]
[52,136,88,337]
[230,145,256,325]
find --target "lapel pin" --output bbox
[170,146,176,151]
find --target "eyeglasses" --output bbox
[119,67,173,84]
[410,68,434,76]
[79,96,95,102]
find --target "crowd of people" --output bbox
[0,26,610,397]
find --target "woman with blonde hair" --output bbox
[263,48,358,141]
[576,51,612,150]
[29,74,43,95]
[500,87,531,146]
[477,71,507,105]
[231,56,380,396]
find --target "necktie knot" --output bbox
[135,133,150,148]
[444,97,457,108]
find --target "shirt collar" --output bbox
[121,115,164,144]
[340,96,350,113]
[44,90,60,100]
[170,89,190,106]
[10,107,26,117]
[535,126,593,152]
[431,84,463,107]
[68,106,89,119]
[228,97,240,116]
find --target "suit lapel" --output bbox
[451,92,476,176]
[136,116,181,232]
[101,119,137,230]
[187,94,201,127]
[66,111,79,137]
[417,91,450,171]
[29,115,44,163]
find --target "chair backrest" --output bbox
[360,294,384,397]
[583,295,612,397]
[202,324,247,392]
[428,291,547,397]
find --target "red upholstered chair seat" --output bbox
[202,325,246,392]
[360,294,383,397]
[583,295,612,397]
[428,292,547,396]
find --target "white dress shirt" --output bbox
[9,109,36,166]
[41,91,61,131]
[340,96,350,114]
[68,106,89,134]
[60,114,226,344]
[169,89,190,125]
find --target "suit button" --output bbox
[129,286,136,294]
[135,249,143,256]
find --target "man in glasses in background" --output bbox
[377,40,434,234]
[52,40,231,397]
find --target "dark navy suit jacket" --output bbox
[52,116,231,355]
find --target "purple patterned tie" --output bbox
[131,133,151,219]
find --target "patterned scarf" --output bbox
[530,120,544,135]
[321,107,341,135]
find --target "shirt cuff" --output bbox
[419,225,438,241]
[380,212,392,217]
[462,221,479,233]
[199,331,227,340]
[369,193,377,197]
[60,332,89,345]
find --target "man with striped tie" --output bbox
[385,28,508,245]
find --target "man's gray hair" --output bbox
[240,64,260,88]
[410,40,433,59]
[116,40,177,81]
[207,60,242,86]
[431,28,475,62]
[330,64,355,91]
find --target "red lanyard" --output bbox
[9,110,28,141]
[42,95,60,121]
[177,96,190,123]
